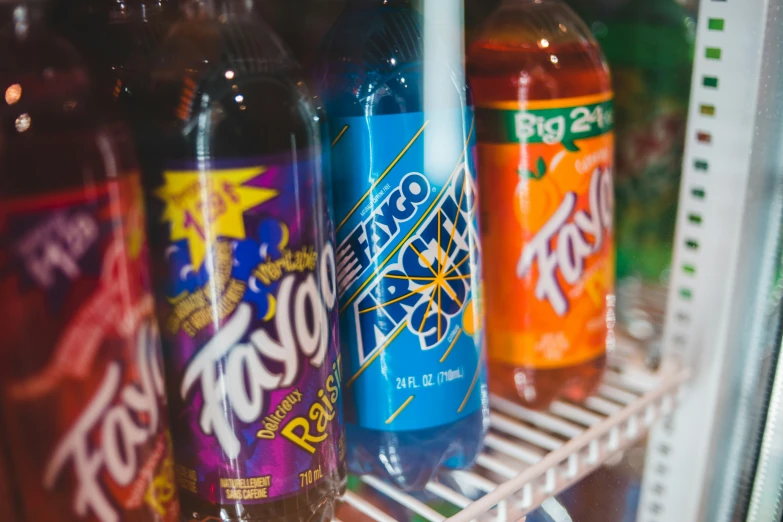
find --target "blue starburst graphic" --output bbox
[355,170,478,353]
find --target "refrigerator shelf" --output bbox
[336,350,689,522]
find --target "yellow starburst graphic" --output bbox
[155,166,277,269]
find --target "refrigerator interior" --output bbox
[3,0,783,520]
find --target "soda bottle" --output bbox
[56,0,179,193]
[317,0,489,490]
[56,0,178,106]
[0,1,179,520]
[586,0,695,366]
[468,0,615,409]
[136,1,346,520]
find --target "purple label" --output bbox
[154,155,344,505]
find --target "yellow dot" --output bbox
[462,298,480,336]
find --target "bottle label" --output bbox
[0,176,178,522]
[476,92,615,369]
[153,155,344,505]
[611,63,689,283]
[331,109,485,432]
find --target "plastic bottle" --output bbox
[584,0,695,367]
[56,0,178,105]
[0,1,179,520]
[57,0,179,184]
[317,0,489,490]
[136,1,346,520]
[468,0,615,409]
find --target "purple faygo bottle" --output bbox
[136,1,347,521]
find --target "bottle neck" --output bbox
[346,0,412,7]
[183,0,253,19]
[106,0,173,20]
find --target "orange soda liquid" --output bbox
[467,0,615,410]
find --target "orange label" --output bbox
[477,92,615,369]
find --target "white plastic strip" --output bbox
[361,476,447,522]
[583,396,623,416]
[491,396,585,438]
[475,453,520,479]
[541,498,574,522]
[597,384,639,405]
[484,433,544,465]
[489,413,565,451]
[449,470,498,493]
[603,369,659,395]
[549,401,604,427]
[425,482,473,509]
[341,490,398,522]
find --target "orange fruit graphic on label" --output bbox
[478,92,615,369]
[514,174,562,233]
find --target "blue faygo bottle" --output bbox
[316,0,489,490]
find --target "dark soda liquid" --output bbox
[55,0,177,106]
[0,3,179,521]
[137,10,345,522]
[468,0,611,409]
[0,3,135,198]
[0,436,14,520]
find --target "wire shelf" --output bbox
[336,349,689,522]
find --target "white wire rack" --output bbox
[335,348,689,522]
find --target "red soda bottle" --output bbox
[56,0,179,109]
[0,1,179,520]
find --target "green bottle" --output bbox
[573,0,696,363]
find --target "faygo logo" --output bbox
[517,166,613,316]
[351,166,478,363]
[337,172,431,294]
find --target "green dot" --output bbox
[703,76,719,88]
[706,47,722,60]
[695,160,709,171]
[683,265,696,276]
[692,188,706,199]
[708,18,725,31]
[686,239,699,250]
[680,288,693,300]
[688,213,702,224]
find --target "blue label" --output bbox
[331,109,485,431]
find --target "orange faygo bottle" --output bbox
[468,0,615,409]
